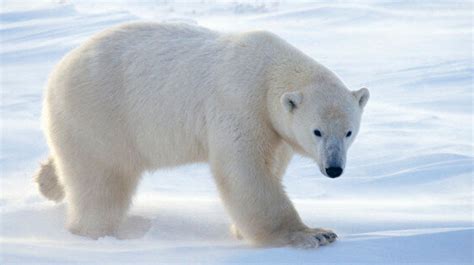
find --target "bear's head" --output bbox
[275,79,369,179]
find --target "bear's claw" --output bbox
[322,231,338,242]
[288,228,337,249]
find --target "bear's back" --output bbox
[91,22,219,46]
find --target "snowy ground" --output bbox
[1,1,473,264]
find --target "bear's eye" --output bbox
[314,130,322,137]
[346,131,352,137]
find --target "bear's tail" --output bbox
[34,156,65,202]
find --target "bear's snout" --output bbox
[325,167,343,178]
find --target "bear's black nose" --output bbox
[325,167,343,178]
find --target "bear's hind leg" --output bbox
[57,157,141,239]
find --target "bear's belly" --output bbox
[133,121,209,169]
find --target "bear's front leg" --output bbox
[210,142,337,248]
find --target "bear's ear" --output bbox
[353,87,370,109]
[281,91,303,113]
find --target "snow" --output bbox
[1,1,472,264]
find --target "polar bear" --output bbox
[35,22,369,248]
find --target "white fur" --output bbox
[36,22,368,247]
